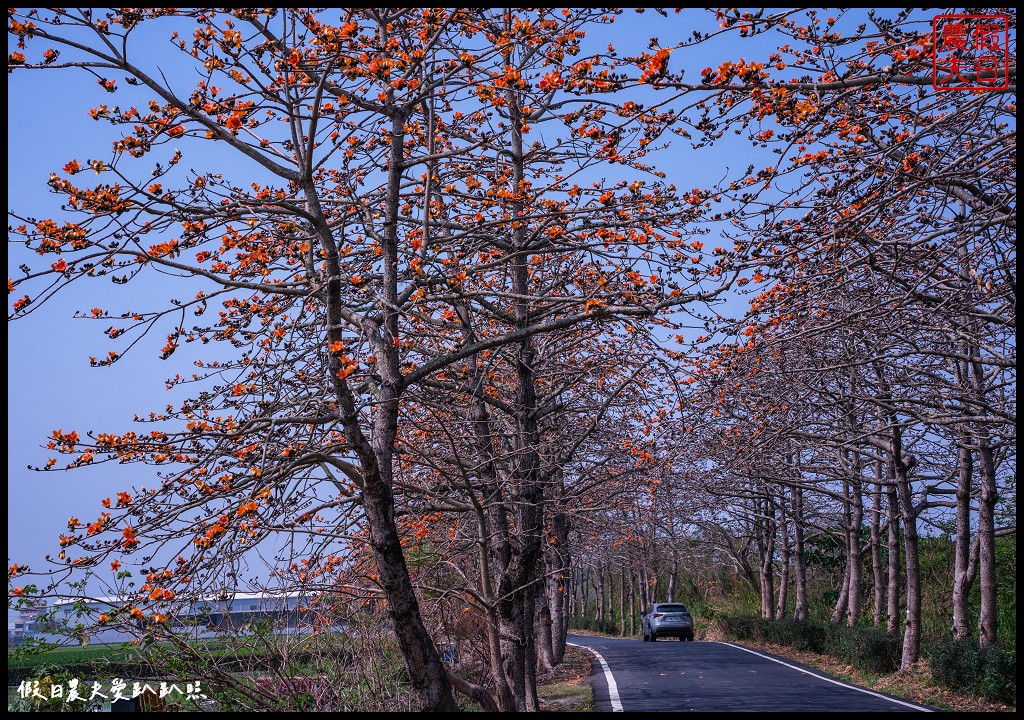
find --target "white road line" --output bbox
[567,641,624,711]
[719,642,933,712]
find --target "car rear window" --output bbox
[657,604,688,613]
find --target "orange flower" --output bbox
[110,560,121,571]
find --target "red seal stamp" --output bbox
[932,14,1010,90]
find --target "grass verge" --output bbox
[537,645,594,712]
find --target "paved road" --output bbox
[567,633,934,712]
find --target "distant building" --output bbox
[8,598,48,647]
[15,591,337,646]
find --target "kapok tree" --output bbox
[8,8,731,710]
[621,8,1014,666]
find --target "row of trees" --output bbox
[569,4,1016,673]
[8,7,1014,710]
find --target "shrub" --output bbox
[763,618,828,653]
[717,616,899,674]
[716,615,759,641]
[978,645,1016,705]
[929,638,979,689]
[822,624,900,674]
[850,627,901,674]
[929,639,1016,705]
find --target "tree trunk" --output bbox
[585,565,593,622]
[870,457,885,627]
[668,552,678,603]
[359,460,457,710]
[545,497,570,664]
[639,563,651,611]
[885,475,901,637]
[619,565,627,636]
[776,505,791,620]
[847,457,864,627]
[628,568,637,636]
[755,489,776,620]
[310,115,458,710]
[499,599,527,711]
[831,558,850,625]
[567,567,575,619]
[535,583,556,674]
[975,435,998,647]
[892,439,922,670]
[792,480,809,622]
[524,591,540,712]
[952,438,974,641]
[598,565,606,626]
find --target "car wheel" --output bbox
[650,633,657,642]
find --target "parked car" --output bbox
[641,603,694,642]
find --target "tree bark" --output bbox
[846,456,864,627]
[619,565,627,636]
[792,479,809,621]
[776,503,791,620]
[830,557,850,625]
[952,437,974,641]
[668,551,678,603]
[870,457,886,627]
[585,565,593,622]
[975,434,998,647]
[535,582,556,674]
[885,474,901,637]
[628,567,637,636]
[892,438,922,669]
[759,493,776,621]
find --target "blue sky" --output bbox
[7,9,916,595]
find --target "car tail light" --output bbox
[653,613,664,618]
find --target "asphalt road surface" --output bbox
[567,633,934,712]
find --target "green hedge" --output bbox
[719,616,1017,704]
[928,639,1016,705]
[716,616,899,673]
